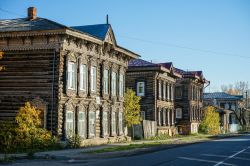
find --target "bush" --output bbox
[0,102,61,154]
[199,106,220,135]
[66,134,81,148]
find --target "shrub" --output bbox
[66,134,81,148]
[0,102,61,154]
[199,106,220,135]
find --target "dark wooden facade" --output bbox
[0,7,139,145]
[174,69,208,134]
[126,59,181,136]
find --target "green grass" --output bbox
[90,142,163,154]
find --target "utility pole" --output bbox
[246,91,248,109]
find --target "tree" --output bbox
[199,106,220,135]
[124,88,141,127]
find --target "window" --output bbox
[119,74,124,97]
[118,112,123,135]
[176,108,182,119]
[171,85,174,101]
[78,111,86,138]
[103,69,109,95]
[111,111,116,135]
[102,111,109,137]
[67,62,76,90]
[140,111,146,120]
[111,72,117,96]
[158,80,162,99]
[137,81,145,96]
[91,66,97,92]
[167,83,170,100]
[163,82,166,100]
[80,64,87,91]
[88,111,95,138]
[176,86,182,99]
[66,111,74,137]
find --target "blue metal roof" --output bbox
[204,92,243,100]
[71,24,110,40]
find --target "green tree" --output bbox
[199,106,220,135]
[124,88,141,127]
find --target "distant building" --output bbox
[204,92,243,133]
[174,69,208,134]
[0,7,139,145]
[126,59,181,136]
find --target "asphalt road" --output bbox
[6,134,250,166]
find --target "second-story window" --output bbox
[158,80,162,99]
[175,86,182,99]
[111,71,117,96]
[163,82,166,100]
[80,64,87,91]
[119,74,124,97]
[91,66,97,92]
[67,62,76,90]
[103,69,109,95]
[137,81,145,96]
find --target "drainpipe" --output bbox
[51,49,56,132]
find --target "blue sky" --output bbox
[1,0,249,92]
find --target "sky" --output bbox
[0,0,249,92]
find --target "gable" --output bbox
[104,27,117,46]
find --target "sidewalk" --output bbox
[0,133,243,161]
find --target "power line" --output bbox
[0,7,25,17]
[117,34,250,59]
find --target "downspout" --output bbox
[51,49,56,132]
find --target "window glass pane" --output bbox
[66,111,74,136]
[111,111,116,135]
[91,66,97,92]
[112,72,117,96]
[119,74,124,97]
[137,82,145,96]
[88,111,95,137]
[104,69,109,94]
[78,112,86,137]
[80,64,87,90]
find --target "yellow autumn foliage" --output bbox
[124,88,141,127]
[199,106,220,135]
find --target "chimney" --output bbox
[27,7,37,20]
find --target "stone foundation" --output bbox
[80,136,131,147]
[157,126,177,136]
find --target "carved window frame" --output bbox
[78,57,88,97]
[65,100,76,138]
[66,53,77,97]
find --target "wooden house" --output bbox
[0,7,139,145]
[203,92,243,133]
[126,59,181,136]
[174,68,208,134]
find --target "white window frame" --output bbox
[111,71,117,96]
[88,111,95,138]
[111,111,116,136]
[176,108,182,119]
[103,69,109,95]
[80,64,87,91]
[119,74,124,97]
[66,111,74,137]
[136,81,145,96]
[91,66,97,92]
[78,111,86,138]
[67,62,76,90]
[163,82,166,100]
[158,80,162,99]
